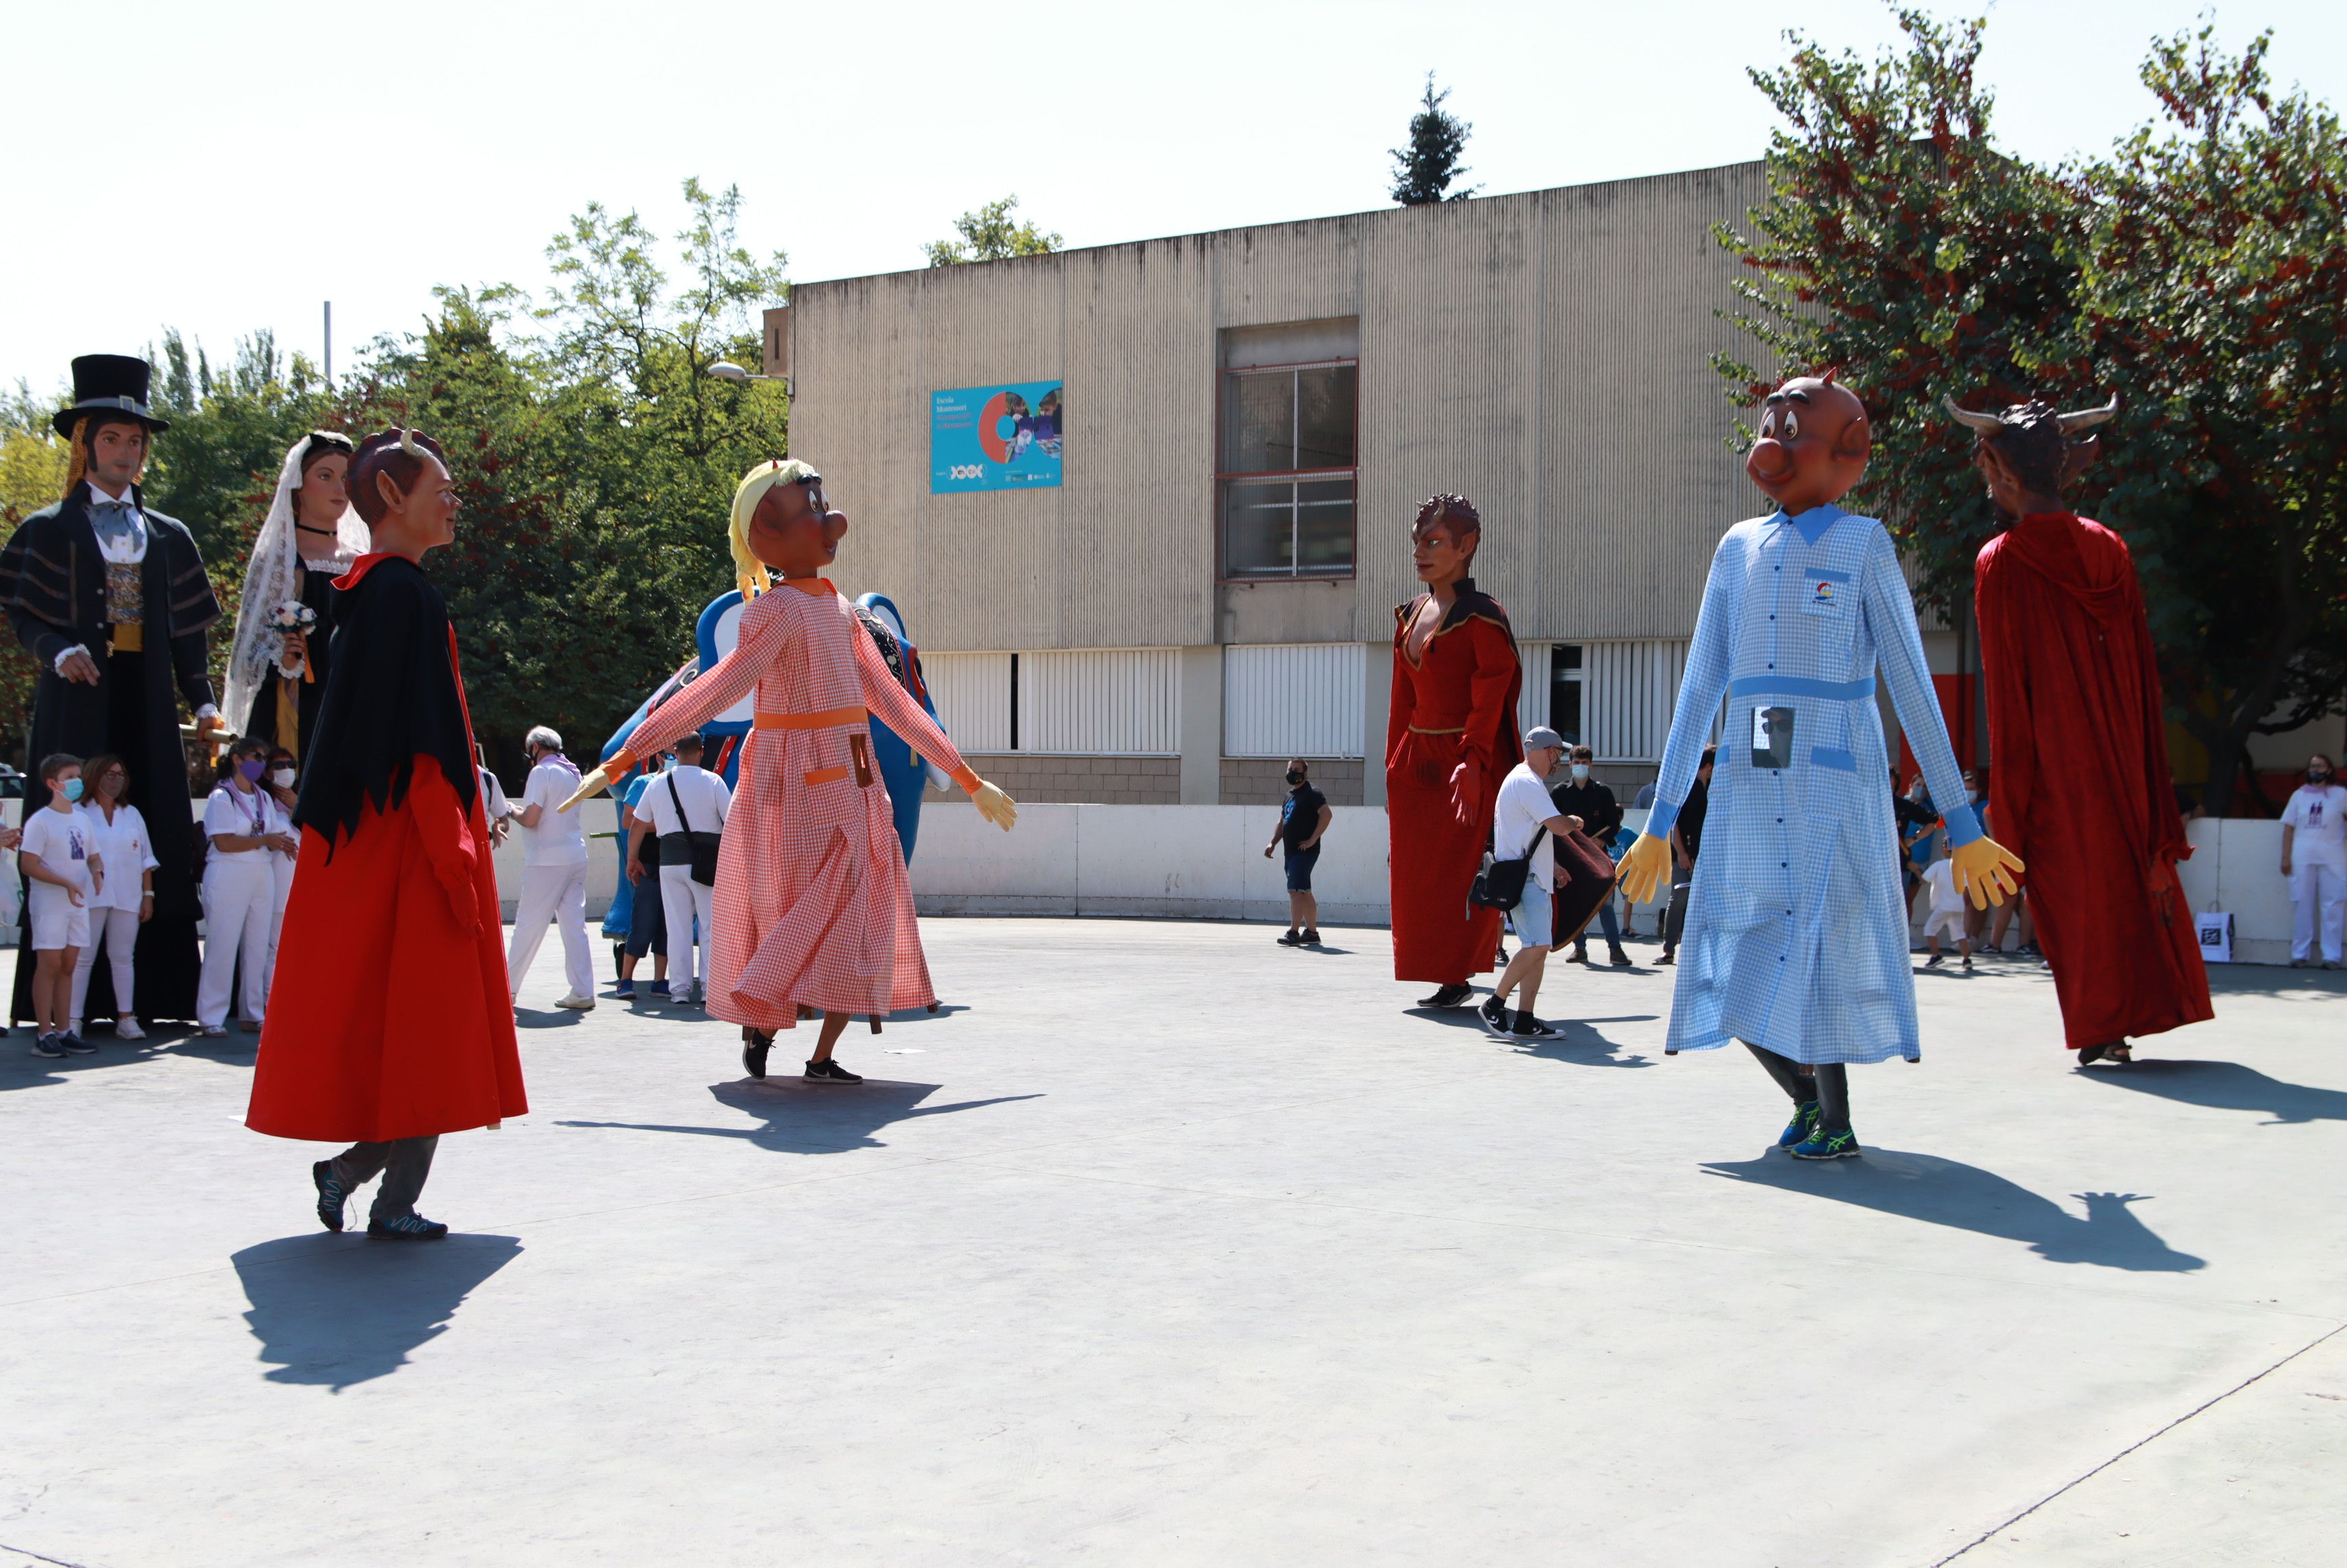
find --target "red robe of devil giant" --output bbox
[1386,580,1524,983]
[246,552,527,1141]
[1975,512,2212,1048]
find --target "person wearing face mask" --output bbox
[260,748,300,996]
[507,725,598,1010]
[197,739,297,1036]
[1263,758,1332,946]
[20,754,104,1057]
[2281,754,2346,969]
[1547,745,1630,966]
[70,753,156,1041]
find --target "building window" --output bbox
[1547,645,1584,746]
[1217,360,1357,579]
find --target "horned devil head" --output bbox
[1746,372,1871,514]
[1943,393,2118,516]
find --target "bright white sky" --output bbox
[7,0,2342,395]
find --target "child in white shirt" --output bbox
[1919,840,1971,972]
[20,754,105,1056]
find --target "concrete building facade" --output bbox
[788,160,1780,807]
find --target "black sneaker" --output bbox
[1301,929,1322,944]
[1608,947,1633,967]
[1925,953,1944,968]
[368,1212,449,1240]
[57,1031,95,1054]
[1479,994,1513,1035]
[1418,983,1474,1009]
[313,1160,347,1232]
[29,1033,68,1059]
[1511,1014,1559,1042]
[805,1057,864,1084]
[1276,929,1304,946]
[742,1029,772,1081]
[1657,950,1676,966]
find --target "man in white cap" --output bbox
[508,725,596,1010]
[1480,726,1582,1042]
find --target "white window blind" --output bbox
[1223,643,1365,758]
[1584,641,1690,763]
[1017,649,1180,754]
[921,652,1013,754]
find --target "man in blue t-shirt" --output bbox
[1263,758,1333,946]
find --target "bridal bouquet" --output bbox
[267,601,319,634]
[266,599,320,679]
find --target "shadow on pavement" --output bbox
[1510,1016,1658,1069]
[1703,1149,2205,1272]
[558,1078,1042,1154]
[2073,1058,2347,1125]
[231,1233,522,1392]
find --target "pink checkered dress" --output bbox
[623,578,982,1030]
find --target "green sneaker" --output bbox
[1776,1100,1820,1148]
[1789,1126,1863,1160]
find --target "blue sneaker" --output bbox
[312,1160,347,1232]
[30,1032,68,1059]
[614,979,635,998]
[368,1212,449,1240]
[1789,1126,1863,1160]
[1776,1100,1820,1148]
[647,979,671,998]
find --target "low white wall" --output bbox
[2176,818,2296,966]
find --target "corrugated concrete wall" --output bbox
[794,161,1773,654]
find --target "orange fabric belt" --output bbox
[1408,724,1466,735]
[754,706,867,731]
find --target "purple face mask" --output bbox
[239,759,268,782]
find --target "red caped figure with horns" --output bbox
[1385,494,1524,1010]
[1952,392,2213,1065]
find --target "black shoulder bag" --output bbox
[1469,825,1547,910]
[660,772,724,887]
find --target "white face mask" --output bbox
[270,767,296,787]
[1570,764,1590,780]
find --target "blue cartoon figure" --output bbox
[854,592,951,862]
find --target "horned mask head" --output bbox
[1943,393,2117,503]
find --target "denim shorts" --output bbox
[1509,882,1554,947]
[1284,846,1320,891]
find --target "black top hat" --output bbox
[52,354,169,439]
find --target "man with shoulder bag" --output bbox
[1476,727,1584,1042]
[637,731,731,1006]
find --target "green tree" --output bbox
[923,196,1063,266]
[1716,11,2347,814]
[1390,74,1478,205]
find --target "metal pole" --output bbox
[324,301,333,384]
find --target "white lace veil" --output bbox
[222,434,370,735]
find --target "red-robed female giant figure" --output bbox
[1386,494,1523,1008]
[1951,393,2212,1065]
[247,428,525,1238]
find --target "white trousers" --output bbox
[71,906,141,1024]
[2291,858,2346,962]
[660,862,716,998]
[263,850,295,998]
[197,858,276,1027]
[508,861,594,1001]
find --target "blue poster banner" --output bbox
[931,379,1064,493]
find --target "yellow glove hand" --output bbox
[973,780,1019,832]
[1951,835,2025,910]
[1616,831,1671,904]
[557,765,614,814]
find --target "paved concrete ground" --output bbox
[2,919,2342,1567]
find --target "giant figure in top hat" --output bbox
[0,356,225,1025]
[1950,392,2212,1065]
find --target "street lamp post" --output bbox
[706,361,790,396]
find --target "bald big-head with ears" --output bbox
[1746,374,1871,514]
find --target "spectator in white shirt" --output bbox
[634,732,731,1005]
[260,745,301,997]
[2282,753,2347,969]
[507,725,597,1010]
[1479,727,1583,1044]
[197,738,297,1035]
[71,752,158,1039]
[20,754,103,1056]
[1918,838,1973,972]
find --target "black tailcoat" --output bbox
[1,487,221,1023]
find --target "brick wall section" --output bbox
[1219,758,1365,806]
[927,754,1182,805]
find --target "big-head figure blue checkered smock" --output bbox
[1641,503,1981,1065]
